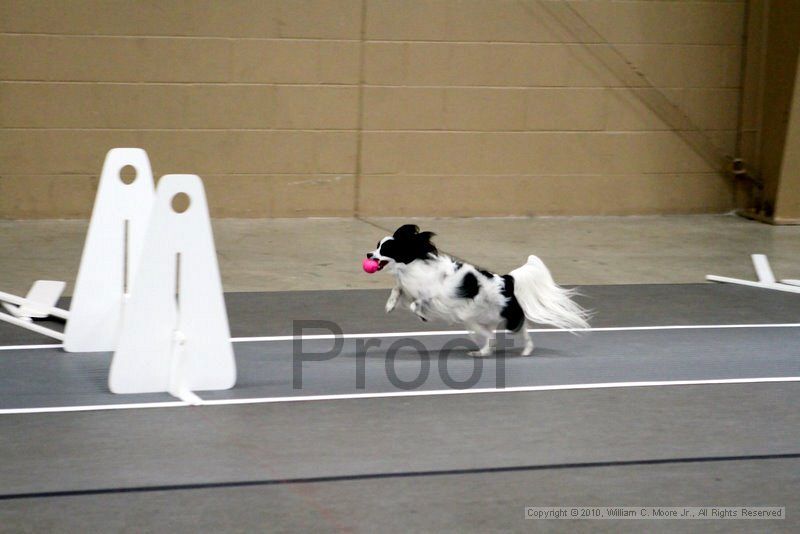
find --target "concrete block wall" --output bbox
[0,0,745,218]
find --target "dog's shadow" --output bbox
[346,346,575,360]
[483,347,574,359]
[516,347,575,359]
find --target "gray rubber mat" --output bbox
[1,284,799,410]
[1,383,798,494]
[1,285,798,531]
[1,326,798,409]
[2,283,800,345]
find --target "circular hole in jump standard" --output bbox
[119,165,137,185]
[171,192,191,214]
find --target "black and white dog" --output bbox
[366,225,589,357]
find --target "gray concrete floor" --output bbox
[2,384,798,532]
[2,214,799,533]
[2,214,800,295]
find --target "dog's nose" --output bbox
[366,253,374,259]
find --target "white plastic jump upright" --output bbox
[109,174,236,400]
[1,148,237,402]
[63,148,155,352]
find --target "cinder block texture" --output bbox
[0,0,744,218]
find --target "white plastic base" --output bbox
[0,282,68,320]
[0,311,64,340]
[0,282,69,340]
[706,254,800,294]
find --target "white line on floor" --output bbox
[2,322,800,351]
[229,323,800,342]
[0,401,189,414]
[2,376,798,415]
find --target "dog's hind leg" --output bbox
[467,328,484,348]
[409,299,429,322]
[468,323,495,357]
[519,320,535,356]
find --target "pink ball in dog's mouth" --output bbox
[363,257,381,273]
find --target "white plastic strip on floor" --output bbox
[230,323,800,343]
[2,376,799,415]
[200,377,800,406]
[2,322,800,351]
[0,401,189,414]
[706,275,800,294]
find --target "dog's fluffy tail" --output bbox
[509,255,590,331]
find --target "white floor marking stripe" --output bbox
[229,323,800,343]
[200,377,800,406]
[2,323,800,351]
[2,377,799,415]
[0,401,189,414]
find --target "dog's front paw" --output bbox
[468,349,493,358]
[385,288,400,313]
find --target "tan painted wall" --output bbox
[0,0,744,218]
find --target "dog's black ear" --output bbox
[417,231,436,243]
[393,224,420,239]
[416,231,438,256]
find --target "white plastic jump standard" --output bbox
[751,254,776,283]
[64,148,155,352]
[109,175,236,399]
